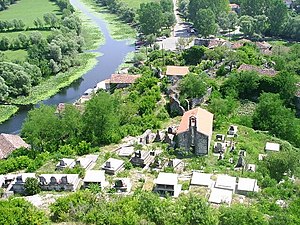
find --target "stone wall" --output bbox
[176,130,209,155]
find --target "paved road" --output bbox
[157,0,193,51]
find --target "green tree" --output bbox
[83,92,121,145]
[179,73,207,99]
[138,2,163,35]
[24,177,41,196]
[194,9,218,38]
[219,204,268,225]
[182,45,206,65]
[239,15,255,37]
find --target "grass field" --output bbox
[2,49,27,62]
[0,105,19,124]
[0,0,60,28]
[120,0,159,9]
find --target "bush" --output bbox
[24,177,41,196]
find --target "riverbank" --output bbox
[0,105,19,124]
[80,0,136,41]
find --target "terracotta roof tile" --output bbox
[0,133,29,159]
[110,74,141,84]
[166,66,189,76]
[177,107,214,136]
[238,64,278,77]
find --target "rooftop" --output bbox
[191,172,212,187]
[177,107,214,136]
[110,74,141,84]
[102,158,124,170]
[237,178,258,192]
[0,133,29,159]
[155,172,178,186]
[166,66,189,76]
[265,142,280,152]
[238,64,278,77]
[215,175,237,191]
[118,146,135,157]
[83,170,106,183]
[209,188,232,204]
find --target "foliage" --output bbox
[0,198,49,224]
[219,204,268,225]
[179,73,207,99]
[138,2,163,35]
[182,45,206,65]
[24,177,41,196]
[194,9,218,38]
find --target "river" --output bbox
[0,0,134,134]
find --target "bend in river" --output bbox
[0,0,134,134]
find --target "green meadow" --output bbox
[0,0,60,27]
[120,0,159,9]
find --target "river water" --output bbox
[0,0,134,134]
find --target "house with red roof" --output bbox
[175,107,214,155]
[109,74,141,90]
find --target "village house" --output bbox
[83,170,108,189]
[0,133,29,159]
[102,158,125,175]
[165,66,189,84]
[255,41,273,55]
[194,38,230,49]
[175,107,214,155]
[56,158,75,170]
[265,142,280,152]
[39,174,80,191]
[108,74,141,90]
[190,172,213,187]
[130,150,154,167]
[236,178,259,195]
[11,173,36,194]
[238,64,278,77]
[113,178,132,193]
[154,172,182,197]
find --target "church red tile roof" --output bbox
[0,133,29,159]
[110,74,141,84]
[177,107,214,136]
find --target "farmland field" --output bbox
[0,0,60,27]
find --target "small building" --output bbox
[154,172,181,197]
[175,107,214,155]
[94,79,110,91]
[236,178,259,195]
[131,150,154,167]
[265,142,280,152]
[39,174,80,191]
[11,173,36,194]
[118,146,135,157]
[75,154,98,169]
[215,175,237,192]
[102,158,125,175]
[113,178,132,193]
[109,74,141,90]
[165,66,189,84]
[0,133,29,159]
[56,158,75,170]
[209,188,233,205]
[83,170,108,189]
[190,172,212,187]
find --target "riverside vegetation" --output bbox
[0,0,102,123]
